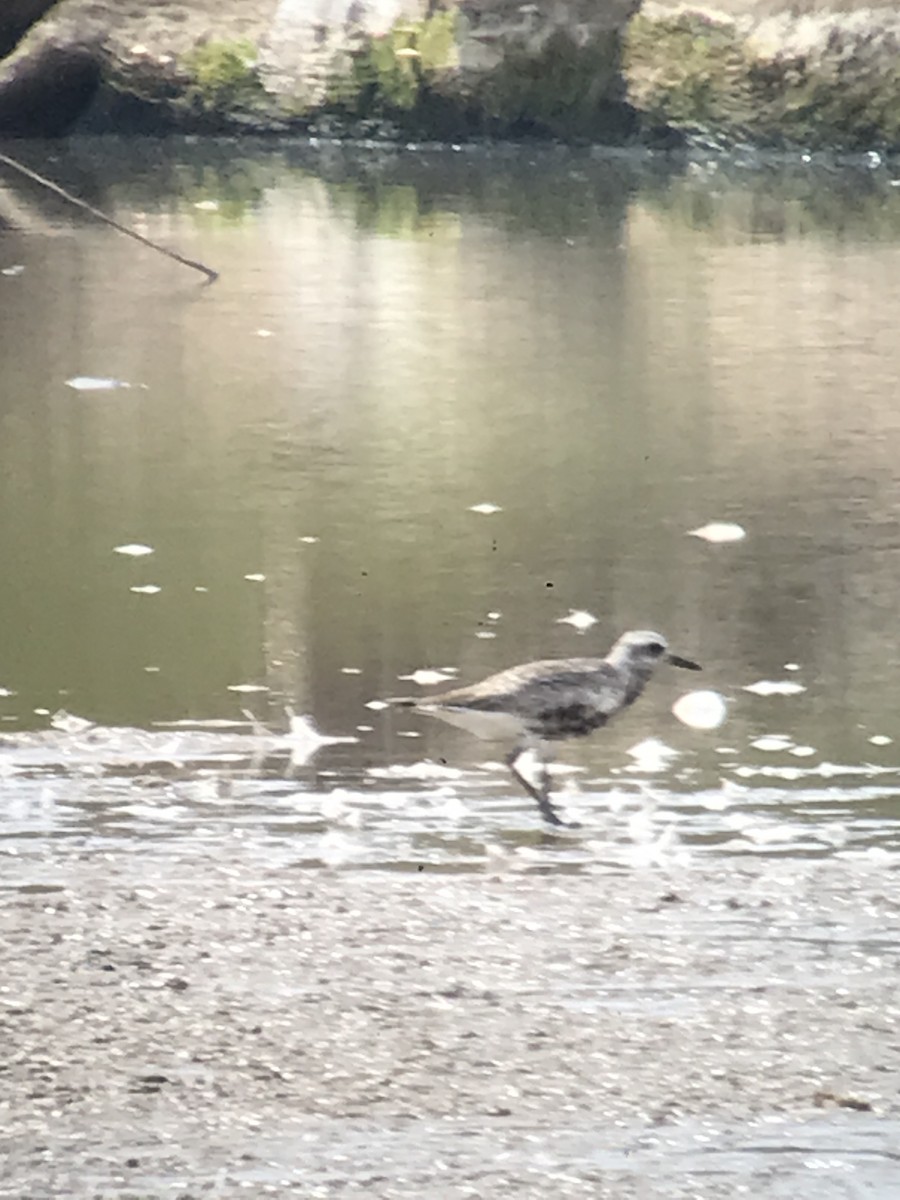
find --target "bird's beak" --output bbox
[667,653,702,671]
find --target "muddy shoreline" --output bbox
[3,847,899,1198]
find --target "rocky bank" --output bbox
[0,2,899,148]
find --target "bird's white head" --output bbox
[607,630,701,673]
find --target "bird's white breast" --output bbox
[416,704,528,742]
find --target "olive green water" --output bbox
[2,139,900,858]
[3,137,900,1200]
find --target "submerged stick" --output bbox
[0,150,219,284]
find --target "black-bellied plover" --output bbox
[389,629,701,827]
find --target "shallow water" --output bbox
[3,138,900,876]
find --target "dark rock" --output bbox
[0,36,100,135]
[0,0,60,60]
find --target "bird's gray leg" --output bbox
[505,745,565,827]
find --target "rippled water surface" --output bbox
[2,138,900,872]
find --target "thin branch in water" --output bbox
[0,149,219,284]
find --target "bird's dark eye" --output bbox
[645,642,665,657]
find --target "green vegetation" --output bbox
[624,14,748,129]
[332,8,458,114]
[183,38,266,118]
[327,14,629,139]
[624,11,900,150]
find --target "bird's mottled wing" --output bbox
[424,658,624,716]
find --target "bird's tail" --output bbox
[382,696,418,707]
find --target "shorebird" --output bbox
[389,630,701,827]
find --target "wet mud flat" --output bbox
[3,849,900,1199]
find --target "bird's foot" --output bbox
[537,798,581,830]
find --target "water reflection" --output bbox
[1,138,900,856]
